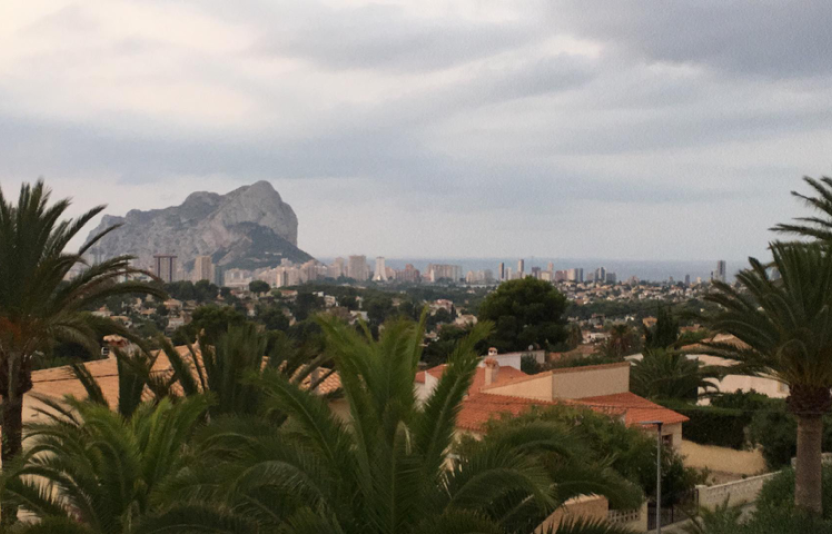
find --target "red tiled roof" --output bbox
[30,347,342,408]
[30,346,190,406]
[300,370,342,395]
[576,392,690,426]
[457,391,687,433]
[456,393,563,432]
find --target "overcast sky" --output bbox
[1,0,830,261]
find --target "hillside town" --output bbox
[3,2,831,533]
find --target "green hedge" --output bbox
[659,400,750,449]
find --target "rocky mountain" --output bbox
[87,181,313,272]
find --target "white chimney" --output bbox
[484,358,499,386]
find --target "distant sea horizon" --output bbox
[316,257,748,283]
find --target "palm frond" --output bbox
[134,504,258,534]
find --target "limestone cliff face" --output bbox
[87,181,312,271]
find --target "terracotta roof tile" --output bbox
[576,392,689,426]
[30,347,190,407]
[456,391,687,433]
[456,393,559,432]
[31,346,342,408]
[300,370,342,395]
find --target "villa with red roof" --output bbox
[416,350,688,447]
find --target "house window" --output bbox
[662,434,673,446]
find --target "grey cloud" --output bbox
[551,0,832,79]
[252,3,538,72]
[3,0,831,260]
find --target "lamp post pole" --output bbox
[641,421,664,534]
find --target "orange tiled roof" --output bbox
[300,370,342,395]
[30,346,188,407]
[30,347,341,408]
[456,393,564,432]
[457,390,687,433]
[576,392,690,426]
[446,361,686,432]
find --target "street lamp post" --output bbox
[641,421,664,534]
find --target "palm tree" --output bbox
[704,242,832,515]
[452,419,643,534]
[643,306,679,350]
[166,316,633,534]
[159,323,334,418]
[0,181,165,523]
[69,344,180,418]
[0,395,248,533]
[68,323,333,424]
[568,323,584,349]
[630,348,721,401]
[599,324,638,359]
[771,176,832,241]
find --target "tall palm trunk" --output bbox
[1,395,23,525]
[0,353,29,526]
[795,414,824,515]
[789,383,831,516]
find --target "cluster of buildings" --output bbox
[496,261,618,285]
[214,257,465,288]
[132,251,730,298]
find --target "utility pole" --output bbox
[641,421,664,534]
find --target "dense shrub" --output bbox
[710,390,776,411]
[684,471,832,533]
[481,405,707,507]
[692,509,832,534]
[671,391,832,468]
[659,400,749,449]
[756,466,832,521]
[520,353,541,374]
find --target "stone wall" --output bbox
[536,495,609,532]
[696,472,779,510]
[607,502,648,532]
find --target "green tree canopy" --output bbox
[643,306,679,350]
[477,277,568,352]
[248,280,271,295]
[475,405,705,507]
[257,304,291,332]
[193,279,219,302]
[189,304,247,343]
